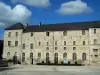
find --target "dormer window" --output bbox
[94,29,96,34]
[82,30,85,35]
[31,33,33,37]
[46,32,49,36]
[63,31,67,36]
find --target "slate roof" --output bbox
[24,20,100,32]
[5,23,26,30]
[5,20,100,32]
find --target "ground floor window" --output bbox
[30,52,33,64]
[63,53,67,58]
[54,53,58,64]
[73,53,77,60]
[46,53,49,63]
[7,52,10,57]
[22,52,25,62]
[82,53,86,60]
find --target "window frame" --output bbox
[82,53,86,60]
[8,32,11,37]
[63,31,67,36]
[8,41,11,46]
[73,53,77,60]
[39,42,41,46]
[7,52,10,57]
[83,41,85,45]
[82,30,85,35]
[23,44,25,49]
[55,47,58,50]
[64,41,66,45]
[15,41,18,46]
[55,41,57,45]
[73,41,76,45]
[64,47,67,50]
[94,39,97,44]
[16,32,18,37]
[30,43,33,49]
[46,32,49,36]
[31,32,34,37]
[94,29,96,34]
[73,47,76,50]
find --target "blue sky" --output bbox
[0,0,100,40]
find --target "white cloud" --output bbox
[57,0,92,15]
[11,0,51,8]
[0,1,32,27]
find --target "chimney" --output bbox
[39,22,41,26]
[26,23,29,27]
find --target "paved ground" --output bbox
[0,65,100,75]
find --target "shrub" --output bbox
[8,59,13,62]
[68,61,70,64]
[42,61,44,63]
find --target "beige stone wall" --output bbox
[3,28,100,65]
[21,30,89,65]
[3,30,23,62]
[89,28,100,65]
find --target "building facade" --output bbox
[3,21,100,65]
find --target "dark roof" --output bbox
[5,20,100,32]
[5,23,26,30]
[24,20,100,32]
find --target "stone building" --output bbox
[3,21,100,65]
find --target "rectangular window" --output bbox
[31,33,33,37]
[95,55,98,57]
[7,52,10,57]
[8,41,11,46]
[64,47,67,50]
[64,41,66,45]
[55,41,57,45]
[94,29,96,34]
[15,41,18,46]
[83,41,85,45]
[63,31,67,36]
[39,42,41,46]
[46,32,49,36]
[30,43,33,49]
[46,47,49,50]
[94,39,97,44]
[73,47,76,50]
[82,30,85,35]
[8,32,11,37]
[73,41,76,45]
[23,44,25,49]
[93,49,98,52]
[47,42,49,46]
[55,47,58,50]
[16,32,18,37]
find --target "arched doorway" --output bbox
[13,52,17,64]
[63,53,67,64]
[22,52,25,62]
[38,52,41,63]
[54,53,58,64]
[46,53,49,64]
[30,52,33,64]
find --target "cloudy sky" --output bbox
[0,0,100,39]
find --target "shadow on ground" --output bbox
[0,67,19,72]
